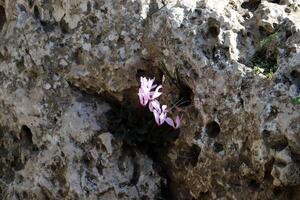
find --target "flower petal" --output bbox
[165,117,175,128]
[161,105,167,112]
[153,110,160,125]
[159,112,167,125]
[175,115,181,129]
[151,85,162,99]
[154,100,161,111]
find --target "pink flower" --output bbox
[138,76,182,129]
[138,77,155,106]
[165,115,181,129]
[150,85,162,100]
[138,88,149,106]
[138,77,162,106]
[153,104,168,125]
[149,99,160,112]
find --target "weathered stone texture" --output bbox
[0,0,299,199]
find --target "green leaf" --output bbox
[291,96,300,105]
[260,32,278,48]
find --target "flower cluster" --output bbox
[138,77,181,129]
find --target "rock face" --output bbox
[0,0,300,199]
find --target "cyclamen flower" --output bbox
[153,104,168,125]
[152,101,181,129]
[138,77,161,106]
[165,115,181,129]
[138,76,181,129]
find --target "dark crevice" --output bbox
[269,0,281,4]
[207,18,220,38]
[290,69,300,89]
[33,5,40,19]
[68,69,185,199]
[0,124,39,191]
[177,82,193,107]
[291,152,300,164]
[176,144,201,168]
[60,18,70,34]
[20,125,33,144]
[205,121,220,138]
[213,142,223,153]
[104,92,179,199]
[158,61,193,107]
[248,179,260,191]
[0,6,6,32]
[28,0,34,8]
[40,20,56,32]
[241,0,261,12]
[247,31,279,75]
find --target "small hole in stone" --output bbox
[241,0,261,12]
[291,152,300,164]
[33,5,40,19]
[205,121,220,138]
[248,179,260,191]
[207,18,220,38]
[262,129,271,138]
[213,142,223,153]
[0,6,6,32]
[20,125,33,144]
[177,83,193,107]
[269,136,288,151]
[273,187,283,196]
[60,19,70,34]
[73,48,84,65]
[28,0,34,8]
[136,69,146,80]
[270,0,280,4]
[290,70,300,80]
[40,20,56,32]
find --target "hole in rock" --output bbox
[270,137,288,151]
[136,69,146,80]
[291,152,300,164]
[60,19,70,34]
[105,96,179,147]
[20,125,33,144]
[248,41,278,75]
[40,20,56,32]
[205,121,220,138]
[104,91,180,199]
[269,0,280,4]
[33,5,40,19]
[290,69,300,88]
[207,18,220,38]
[28,0,34,8]
[264,158,274,181]
[199,191,210,199]
[241,0,261,12]
[273,187,283,196]
[176,144,201,168]
[213,142,223,153]
[73,48,84,65]
[0,6,6,32]
[248,179,260,190]
[177,82,193,107]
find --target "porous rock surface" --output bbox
[0,0,300,199]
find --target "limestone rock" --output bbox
[0,0,300,199]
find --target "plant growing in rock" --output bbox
[104,77,181,148]
[291,95,300,105]
[137,76,181,129]
[248,32,279,76]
